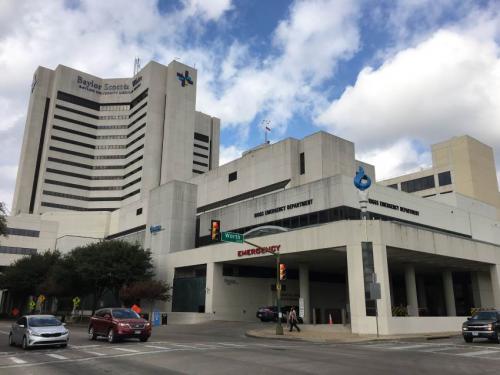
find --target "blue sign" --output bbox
[354,166,372,191]
[152,310,161,327]
[177,70,193,87]
[150,225,162,234]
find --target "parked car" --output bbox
[256,306,303,324]
[88,308,151,343]
[462,310,500,343]
[9,315,69,350]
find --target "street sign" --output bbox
[221,231,244,243]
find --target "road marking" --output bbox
[111,347,140,353]
[389,344,429,350]
[83,351,106,356]
[46,353,68,360]
[9,357,27,364]
[0,330,10,335]
[145,345,171,350]
[217,342,246,347]
[170,343,200,349]
[419,346,456,353]
[458,350,499,357]
[70,344,101,349]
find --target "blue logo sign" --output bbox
[150,225,162,234]
[353,166,371,191]
[177,70,193,87]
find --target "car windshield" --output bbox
[112,309,140,319]
[29,317,62,327]
[471,311,497,320]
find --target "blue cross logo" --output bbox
[177,70,193,87]
[353,166,372,191]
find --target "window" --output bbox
[0,246,37,255]
[229,171,237,182]
[401,175,435,193]
[194,132,209,143]
[299,153,305,175]
[136,208,142,215]
[438,171,452,186]
[6,228,40,237]
[387,184,398,189]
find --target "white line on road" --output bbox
[144,345,171,350]
[217,342,246,347]
[0,330,10,335]
[83,351,106,356]
[389,344,429,350]
[46,353,68,360]
[458,350,500,357]
[70,344,101,349]
[111,347,140,353]
[9,357,27,364]
[419,346,456,353]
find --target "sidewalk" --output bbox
[246,325,458,343]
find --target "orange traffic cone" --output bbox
[329,313,333,325]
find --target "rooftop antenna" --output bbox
[262,120,271,144]
[133,57,141,76]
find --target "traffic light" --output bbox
[279,263,286,280]
[210,220,220,241]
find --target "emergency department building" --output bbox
[2,60,500,335]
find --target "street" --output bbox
[0,321,499,374]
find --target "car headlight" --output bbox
[62,329,69,335]
[28,329,42,336]
[118,323,130,328]
[488,323,494,331]
[145,322,151,327]
[462,327,467,331]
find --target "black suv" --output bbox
[256,306,303,324]
[462,310,500,343]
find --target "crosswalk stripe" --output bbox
[458,350,499,357]
[389,344,429,350]
[112,347,140,353]
[46,353,68,360]
[144,345,171,350]
[9,357,27,364]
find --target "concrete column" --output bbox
[205,262,222,316]
[299,264,310,324]
[346,244,367,334]
[443,270,456,316]
[372,244,392,334]
[471,272,482,308]
[404,265,419,316]
[490,265,500,309]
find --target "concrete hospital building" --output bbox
[2,60,500,335]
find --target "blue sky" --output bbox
[0,0,499,210]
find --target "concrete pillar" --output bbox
[471,272,482,309]
[490,265,500,309]
[299,264,310,324]
[443,270,456,316]
[346,244,366,334]
[372,244,392,334]
[205,262,222,316]
[404,265,419,316]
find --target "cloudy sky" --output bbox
[0,0,499,211]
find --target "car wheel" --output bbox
[464,336,473,343]
[88,326,96,340]
[22,336,30,350]
[8,333,14,347]
[139,336,149,342]
[107,329,116,343]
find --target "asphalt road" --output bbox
[0,321,500,374]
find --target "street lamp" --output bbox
[243,226,289,335]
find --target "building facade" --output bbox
[2,60,500,335]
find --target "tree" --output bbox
[119,279,171,320]
[65,240,154,314]
[0,202,7,237]
[0,251,61,311]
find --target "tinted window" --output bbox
[438,171,452,186]
[95,310,107,318]
[471,311,497,320]
[29,317,61,327]
[229,171,237,182]
[401,175,435,193]
[299,153,305,175]
[17,317,26,326]
[111,309,140,319]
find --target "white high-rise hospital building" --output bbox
[2,60,500,335]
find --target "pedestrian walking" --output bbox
[289,307,301,332]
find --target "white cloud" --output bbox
[219,144,245,166]
[182,0,233,21]
[317,29,500,174]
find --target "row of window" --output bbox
[57,100,146,121]
[44,177,141,191]
[194,132,209,143]
[99,115,129,120]
[46,166,141,181]
[47,155,142,170]
[100,104,129,111]
[41,202,117,212]
[57,90,148,112]
[54,111,146,131]
[42,188,140,202]
[50,144,144,160]
[194,143,208,151]
[6,227,40,237]
[399,171,452,193]
[96,144,126,149]
[0,246,37,255]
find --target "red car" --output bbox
[88,308,151,343]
